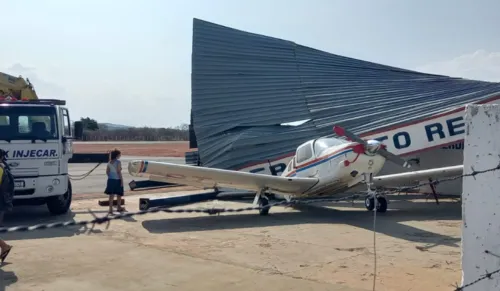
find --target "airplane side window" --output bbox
[314,141,328,157]
[296,144,313,164]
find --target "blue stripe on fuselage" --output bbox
[142,161,149,173]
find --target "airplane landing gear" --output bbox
[253,188,270,216]
[364,195,388,213]
[363,172,388,213]
[258,197,270,216]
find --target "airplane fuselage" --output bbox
[280,138,386,198]
[128,136,388,201]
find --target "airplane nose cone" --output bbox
[367,139,381,146]
[365,140,382,153]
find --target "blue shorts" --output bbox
[104,179,124,196]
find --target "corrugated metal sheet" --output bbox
[191,18,500,170]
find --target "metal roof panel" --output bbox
[191,18,500,170]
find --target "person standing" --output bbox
[104,149,126,215]
[0,149,13,263]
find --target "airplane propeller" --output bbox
[333,126,412,169]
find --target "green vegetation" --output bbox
[77,117,189,141]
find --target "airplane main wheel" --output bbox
[258,198,270,216]
[365,196,375,211]
[365,196,388,213]
[376,196,388,213]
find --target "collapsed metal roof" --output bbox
[190,18,500,170]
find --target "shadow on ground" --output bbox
[142,199,461,250]
[0,205,86,241]
[0,266,17,291]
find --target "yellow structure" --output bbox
[0,72,40,126]
[0,72,38,100]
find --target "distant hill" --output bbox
[99,123,132,130]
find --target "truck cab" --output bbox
[0,97,83,215]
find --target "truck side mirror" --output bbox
[74,121,84,140]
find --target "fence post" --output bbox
[462,104,500,290]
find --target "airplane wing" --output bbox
[372,165,464,187]
[128,160,320,194]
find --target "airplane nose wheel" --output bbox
[364,195,388,213]
[363,172,388,213]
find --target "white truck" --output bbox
[0,96,84,215]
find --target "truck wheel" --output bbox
[47,181,72,215]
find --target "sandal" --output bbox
[1,245,12,263]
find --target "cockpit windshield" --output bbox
[313,137,349,156]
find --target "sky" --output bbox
[1,0,499,128]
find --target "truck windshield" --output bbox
[0,106,58,141]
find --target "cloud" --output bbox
[415,50,500,82]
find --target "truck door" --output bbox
[59,107,73,160]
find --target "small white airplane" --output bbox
[128,126,464,215]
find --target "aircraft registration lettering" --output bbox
[250,162,288,176]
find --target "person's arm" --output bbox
[0,166,3,187]
[117,161,123,186]
[106,163,110,176]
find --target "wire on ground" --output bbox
[68,163,103,180]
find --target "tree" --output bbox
[80,117,99,131]
[176,123,189,131]
[76,117,189,141]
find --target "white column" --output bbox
[462,104,500,290]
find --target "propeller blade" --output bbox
[377,148,412,168]
[333,126,367,145]
[333,125,412,169]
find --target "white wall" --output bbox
[417,146,464,195]
[374,145,464,195]
[461,104,500,290]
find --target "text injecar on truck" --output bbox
[0,72,86,215]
